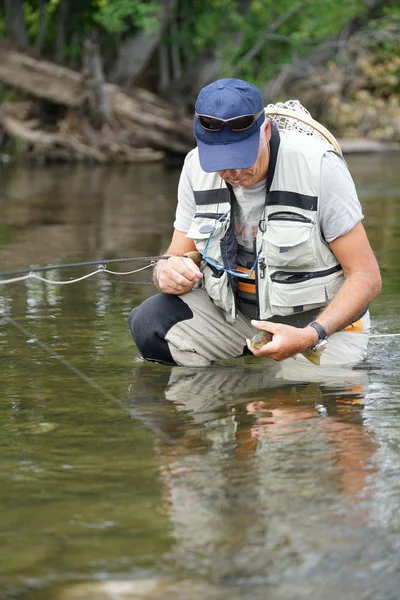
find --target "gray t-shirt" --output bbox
[174,151,363,243]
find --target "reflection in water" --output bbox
[126,358,398,597]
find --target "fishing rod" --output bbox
[0,251,202,279]
[0,255,166,278]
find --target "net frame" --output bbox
[264,99,342,155]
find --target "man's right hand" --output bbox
[155,256,203,295]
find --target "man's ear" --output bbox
[264,117,272,143]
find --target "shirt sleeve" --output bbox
[319,152,364,242]
[173,153,197,233]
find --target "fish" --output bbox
[249,330,325,366]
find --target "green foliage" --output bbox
[187,0,239,50]
[0,0,397,107]
[0,13,7,37]
[24,2,42,40]
[229,0,366,84]
[93,0,162,34]
[0,1,164,60]
[0,84,20,103]
[164,0,369,88]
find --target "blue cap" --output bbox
[194,78,265,173]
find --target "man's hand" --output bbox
[247,320,318,362]
[155,256,203,295]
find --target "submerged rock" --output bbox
[15,421,57,435]
[59,579,166,600]
[58,579,231,600]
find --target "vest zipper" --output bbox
[268,211,314,224]
[270,264,342,283]
[194,212,228,219]
[254,248,267,318]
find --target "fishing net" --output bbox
[265,99,342,154]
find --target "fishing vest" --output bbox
[185,129,345,324]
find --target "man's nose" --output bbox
[226,169,242,178]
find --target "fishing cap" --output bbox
[194,78,265,173]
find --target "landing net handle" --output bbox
[264,104,342,155]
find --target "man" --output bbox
[129,78,381,367]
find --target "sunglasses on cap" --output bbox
[195,108,265,132]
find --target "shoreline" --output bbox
[1,138,399,166]
[338,138,400,154]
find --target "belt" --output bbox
[235,265,256,295]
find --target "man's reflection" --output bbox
[129,357,377,581]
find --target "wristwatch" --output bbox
[308,321,328,352]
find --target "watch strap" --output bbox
[308,321,327,341]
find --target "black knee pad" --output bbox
[129,293,193,365]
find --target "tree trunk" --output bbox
[81,35,114,129]
[161,0,253,104]
[54,0,69,62]
[109,0,176,85]
[35,0,48,52]
[3,0,28,47]
[161,54,223,105]
[158,42,170,92]
[170,15,182,81]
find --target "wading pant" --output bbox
[129,289,370,368]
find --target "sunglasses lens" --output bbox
[228,115,255,131]
[198,115,223,131]
[196,110,262,132]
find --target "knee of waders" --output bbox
[129,293,193,365]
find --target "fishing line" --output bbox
[0,255,168,278]
[0,264,154,287]
[370,333,400,338]
[0,251,201,287]
[1,313,224,514]
[1,313,180,447]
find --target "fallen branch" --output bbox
[0,113,165,163]
[0,45,194,155]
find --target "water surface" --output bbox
[0,155,399,599]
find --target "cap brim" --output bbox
[197,130,260,173]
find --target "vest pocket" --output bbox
[268,266,343,316]
[269,278,327,315]
[186,215,229,255]
[264,212,315,268]
[203,269,235,321]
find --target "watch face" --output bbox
[313,339,328,352]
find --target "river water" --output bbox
[0,155,399,600]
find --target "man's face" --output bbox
[217,120,271,188]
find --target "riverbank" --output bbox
[1,136,399,166]
[338,138,400,154]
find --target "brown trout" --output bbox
[249,330,325,366]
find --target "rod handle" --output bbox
[183,251,202,268]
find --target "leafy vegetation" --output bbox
[0,1,393,81]
[93,0,162,33]
[0,0,399,141]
